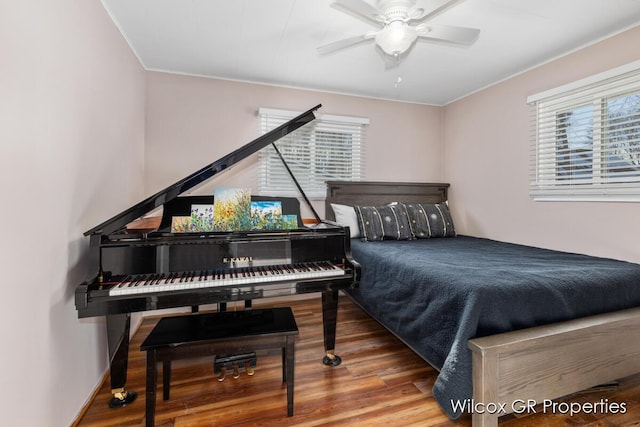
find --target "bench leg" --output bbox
[281,348,286,383]
[162,360,171,400]
[285,336,295,416]
[145,350,157,427]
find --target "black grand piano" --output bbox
[75,104,360,408]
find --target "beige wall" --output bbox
[0,1,146,425]
[443,25,640,262]
[145,72,444,217]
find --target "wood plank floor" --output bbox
[75,295,640,426]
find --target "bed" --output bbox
[325,181,640,427]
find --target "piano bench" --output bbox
[140,307,299,427]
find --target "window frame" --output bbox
[528,60,640,202]
[258,108,368,200]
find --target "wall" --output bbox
[0,1,146,425]
[443,25,640,262]
[5,4,635,424]
[145,71,444,217]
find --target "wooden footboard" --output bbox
[468,307,640,427]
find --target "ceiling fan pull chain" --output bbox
[394,52,403,88]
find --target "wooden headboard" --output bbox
[325,181,450,221]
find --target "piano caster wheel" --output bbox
[322,353,342,367]
[108,390,137,408]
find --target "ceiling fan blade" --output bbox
[317,32,378,54]
[332,0,386,26]
[416,24,479,45]
[411,0,465,22]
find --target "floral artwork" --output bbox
[251,201,283,230]
[171,216,192,233]
[282,215,298,230]
[190,204,214,232]
[213,188,252,231]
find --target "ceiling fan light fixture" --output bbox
[375,21,417,55]
[318,0,478,58]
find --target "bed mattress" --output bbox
[347,236,640,418]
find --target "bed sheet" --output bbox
[347,236,640,418]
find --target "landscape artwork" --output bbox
[282,214,299,230]
[250,201,283,230]
[213,188,251,231]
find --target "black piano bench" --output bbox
[140,307,299,427]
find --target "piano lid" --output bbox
[85,104,322,237]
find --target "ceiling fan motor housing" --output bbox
[377,0,421,22]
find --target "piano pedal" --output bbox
[214,352,257,382]
[232,363,240,379]
[217,366,227,382]
[245,361,255,376]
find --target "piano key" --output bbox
[108,261,346,296]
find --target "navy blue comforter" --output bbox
[347,236,640,418]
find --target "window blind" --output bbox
[528,60,640,201]
[258,108,367,199]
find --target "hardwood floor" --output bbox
[75,295,640,426]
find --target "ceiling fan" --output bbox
[318,0,480,57]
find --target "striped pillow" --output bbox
[404,203,456,238]
[354,203,413,241]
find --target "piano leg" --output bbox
[106,313,137,408]
[321,289,342,366]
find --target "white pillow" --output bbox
[330,203,360,238]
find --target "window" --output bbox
[528,60,640,201]
[258,108,367,199]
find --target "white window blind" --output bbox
[258,108,367,199]
[528,60,640,201]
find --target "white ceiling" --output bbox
[102,0,640,105]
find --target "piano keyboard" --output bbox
[108,262,345,296]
